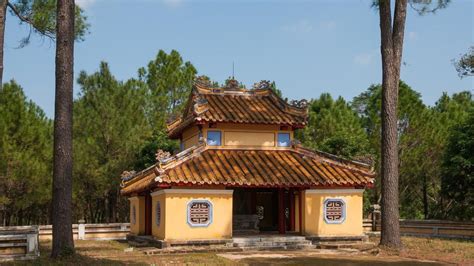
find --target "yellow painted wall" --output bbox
[303,189,364,237]
[128,196,145,235]
[183,134,199,149]
[202,123,293,149]
[151,192,166,239]
[150,189,233,241]
[181,126,200,149]
[224,131,275,147]
[182,126,199,139]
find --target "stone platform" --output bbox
[128,234,376,254]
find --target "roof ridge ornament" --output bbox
[288,99,309,109]
[194,75,212,88]
[120,170,136,181]
[193,96,209,115]
[156,149,171,162]
[252,80,271,90]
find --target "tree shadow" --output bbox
[3,240,143,266]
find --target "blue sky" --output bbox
[4,0,473,117]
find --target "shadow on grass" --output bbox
[240,256,444,266]
[3,241,143,266]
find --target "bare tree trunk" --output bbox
[51,0,75,258]
[0,0,7,89]
[378,0,407,249]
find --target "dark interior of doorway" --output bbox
[233,188,292,232]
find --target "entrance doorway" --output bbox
[233,188,297,234]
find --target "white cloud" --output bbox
[76,0,96,9]
[162,0,183,8]
[281,20,313,33]
[354,50,378,66]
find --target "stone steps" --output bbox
[232,235,314,250]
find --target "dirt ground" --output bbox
[2,236,473,265]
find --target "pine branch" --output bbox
[7,2,33,25]
[7,1,55,40]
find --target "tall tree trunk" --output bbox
[51,0,75,258]
[378,0,407,249]
[0,0,7,89]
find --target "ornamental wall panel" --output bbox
[187,200,213,227]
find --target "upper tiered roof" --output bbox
[167,78,308,138]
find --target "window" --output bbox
[187,200,213,227]
[207,131,221,146]
[277,133,291,147]
[155,202,161,227]
[324,199,346,224]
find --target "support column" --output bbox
[278,188,285,234]
[299,189,303,235]
[289,190,295,231]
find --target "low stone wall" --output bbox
[364,219,474,240]
[37,222,130,241]
[0,226,39,261]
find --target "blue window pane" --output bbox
[207,131,221,146]
[277,133,290,147]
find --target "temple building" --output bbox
[120,78,375,246]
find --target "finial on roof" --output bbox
[224,78,240,90]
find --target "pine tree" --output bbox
[74,62,152,223]
[298,93,369,159]
[0,81,52,226]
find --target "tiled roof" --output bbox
[167,80,308,138]
[120,145,375,195]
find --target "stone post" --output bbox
[78,219,86,240]
[26,226,40,257]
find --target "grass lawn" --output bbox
[376,236,474,265]
[2,236,473,265]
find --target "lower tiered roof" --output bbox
[120,144,375,196]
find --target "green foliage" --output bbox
[353,81,426,218]
[298,93,369,159]
[0,80,52,225]
[371,0,450,15]
[352,83,473,219]
[440,105,474,220]
[453,46,474,78]
[133,131,179,170]
[9,0,89,47]
[138,50,197,129]
[269,81,282,97]
[73,62,152,222]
